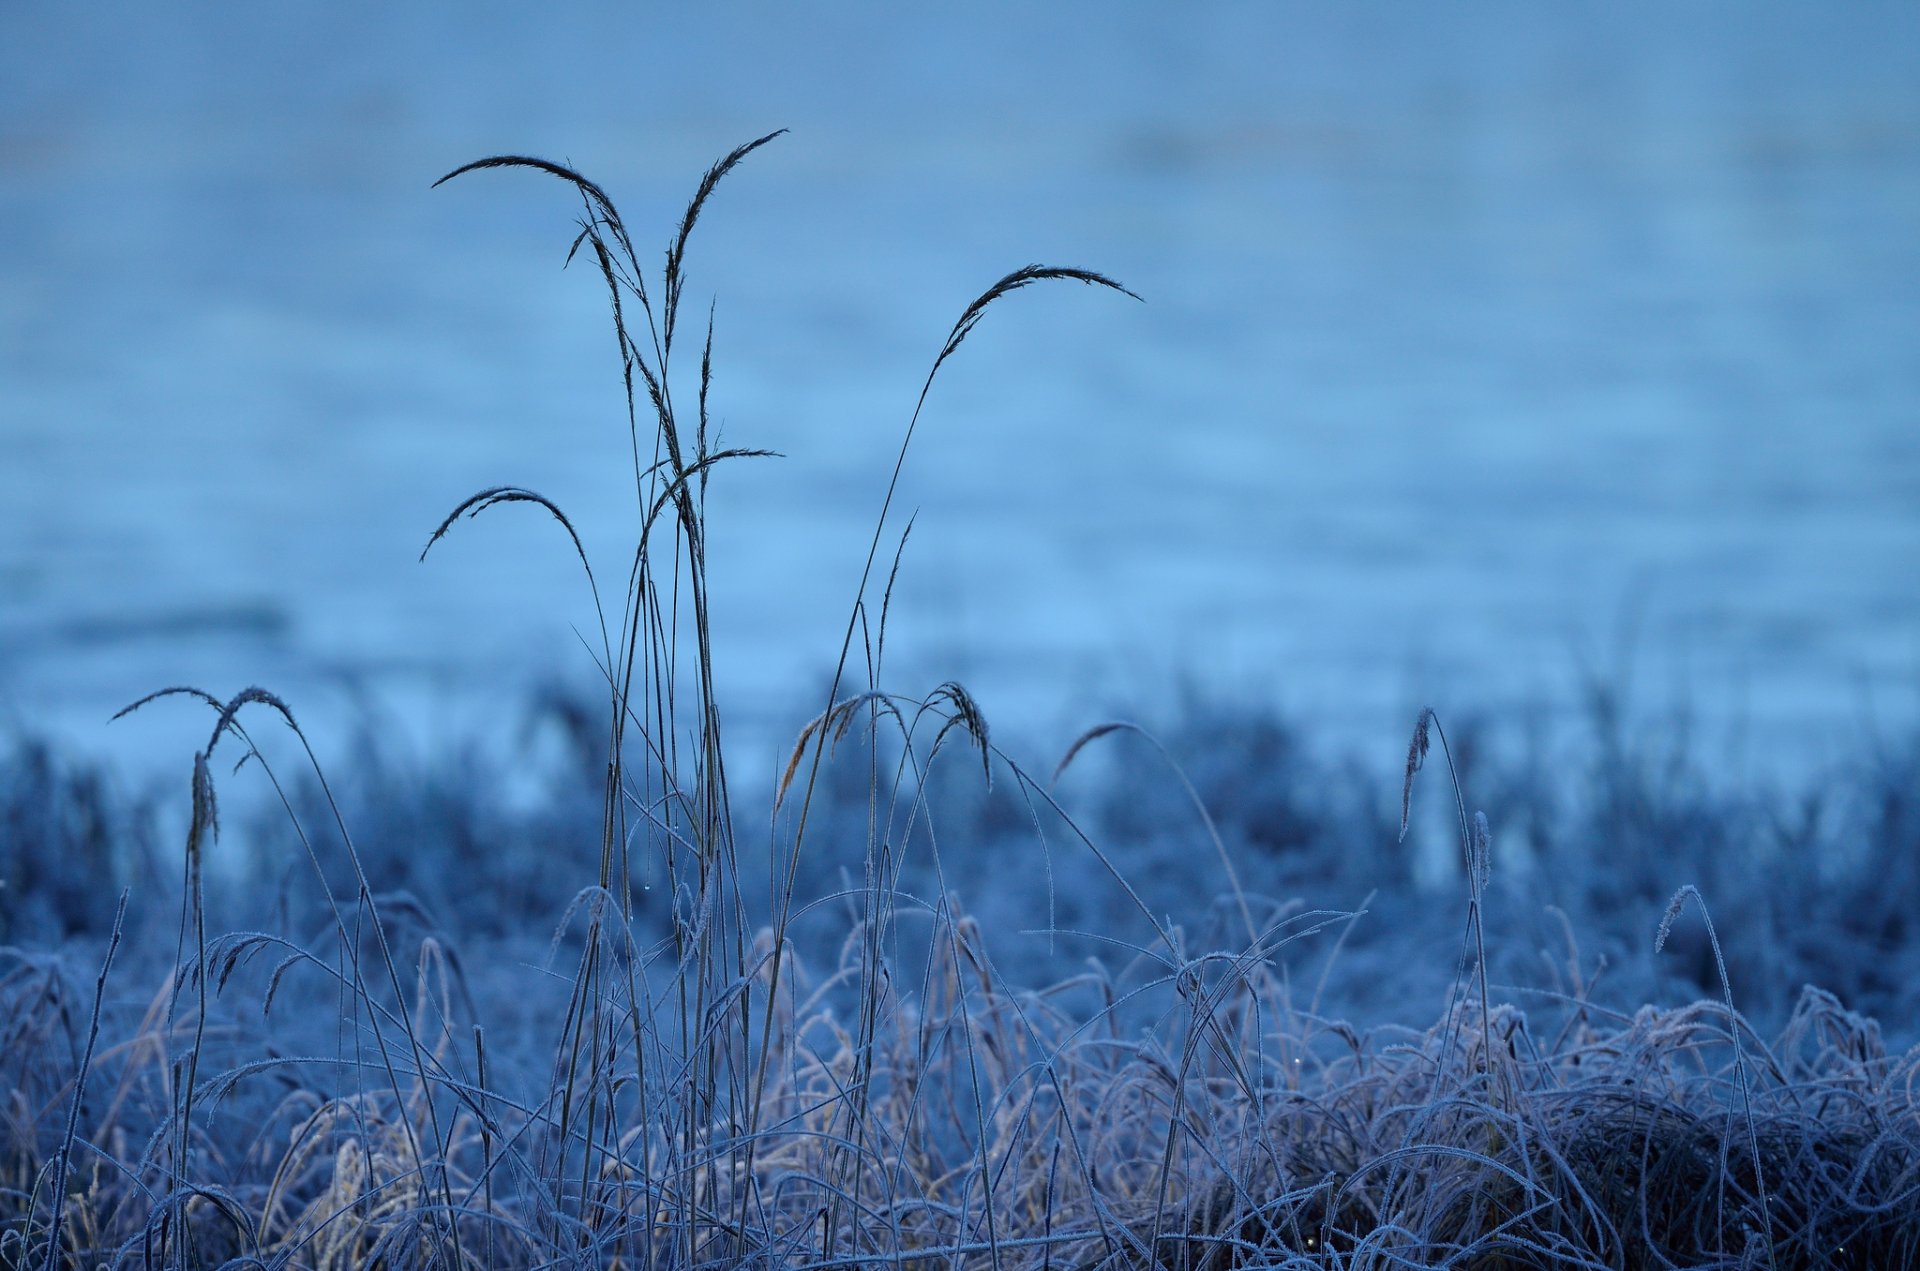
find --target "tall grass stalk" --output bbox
[5,135,1915,1270]
[422,135,1143,1266]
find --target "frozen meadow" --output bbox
[3,6,1919,1266]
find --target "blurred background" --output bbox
[3,2,1917,790]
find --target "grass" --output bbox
[4,134,1918,1269]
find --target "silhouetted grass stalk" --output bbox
[2,135,1915,1270]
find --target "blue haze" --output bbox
[2,3,1917,793]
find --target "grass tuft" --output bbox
[1,135,1915,1269]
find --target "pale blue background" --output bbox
[3,3,1917,785]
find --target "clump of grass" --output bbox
[3,134,1918,1270]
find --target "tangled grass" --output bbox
[5,881,1917,1268]
[3,136,1916,1269]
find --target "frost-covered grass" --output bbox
[5,137,1918,1268]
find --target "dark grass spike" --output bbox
[1400,706,1433,842]
[698,298,717,492]
[163,748,221,1269]
[1049,720,1129,790]
[420,485,591,568]
[581,227,666,496]
[573,212,642,297]
[769,258,1139,948]
[439,154,663,467]
[617,266,677,477]
[433,155,636,262]
[585,227,637,357]
[112,686,273,784]
[203,685,303,762]
[631,318,668,421]
[111,683,224,721]
[564,222,593,269]
[933,265,1141,382]
[927,680,993,791]
[188,748,220,853]
[663,130,787,353]
[260,952,304,1017]
[853,591,876,688]
[422,485,610,669]
[638,448,784,551]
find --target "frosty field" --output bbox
[4,134,1918,1269]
